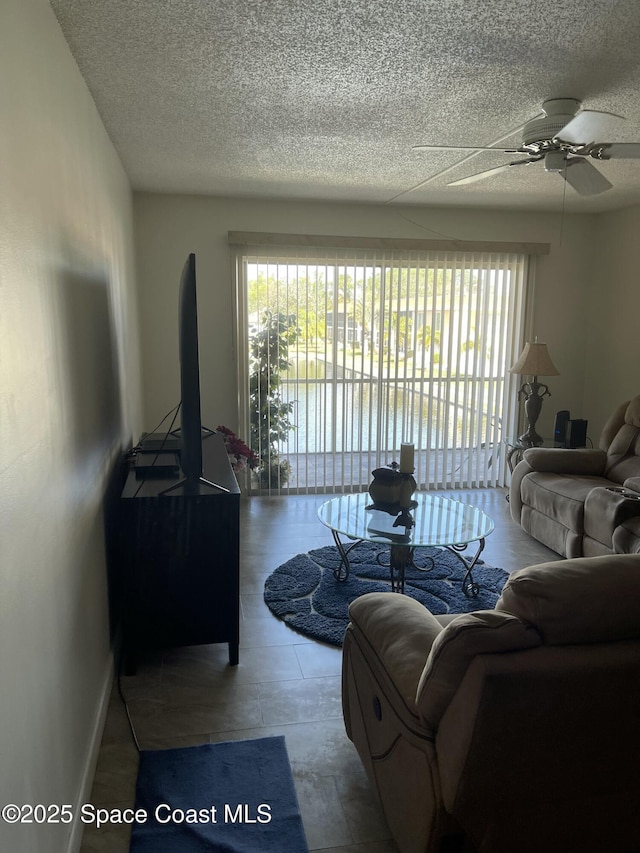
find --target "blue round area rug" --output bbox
[263,541,509,646]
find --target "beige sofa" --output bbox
[509,395,640,556]
[342,555,640,853]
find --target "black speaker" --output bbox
[554,410,570,446]
[568,419,588,448]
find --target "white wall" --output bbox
[133,192,600,445]
[0,2,141,851]
[587,205,640,435]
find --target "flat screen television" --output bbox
[178,253,203,482]
[161,253,227,495]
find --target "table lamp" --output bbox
[509,340,559,447]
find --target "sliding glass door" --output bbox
[233,240,529,494]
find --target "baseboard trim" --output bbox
[66,652,115,853]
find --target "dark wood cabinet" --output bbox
[118,432,240,671]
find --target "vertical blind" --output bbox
[232,238,534,494]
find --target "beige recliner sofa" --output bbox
[342,555,640,853]
[509,395,640,556]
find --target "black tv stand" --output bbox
[159,475,230,496]
[118,431,240,672]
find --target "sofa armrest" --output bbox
[416,611,540,731]
[509,458,533,523]
[613,516,640,554]
[523,446,607,475]
[584,487,640,550]
[348,592,443,714]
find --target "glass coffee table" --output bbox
[318,492,494,596]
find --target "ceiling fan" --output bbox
[413,98,640,195]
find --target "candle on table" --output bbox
[399,442,414,473]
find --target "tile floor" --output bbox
[79,488,560,852]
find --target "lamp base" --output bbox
[518,379,550,449]
[517,428,543,448]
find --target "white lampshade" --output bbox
[509,342,559,377]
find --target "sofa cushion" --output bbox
[624,395,640,427]
[497,555,640,645]
[605,427,640,483]
[415,611,540,730]
[601,396,640,483]
[599,399,630,450]
[520,472,612,532]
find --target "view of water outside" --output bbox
[279,357,492,455]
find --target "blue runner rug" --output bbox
[130,736,308,852]
[264,541,509,646]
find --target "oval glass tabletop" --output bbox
[318,492,494,548]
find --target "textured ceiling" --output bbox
[50,0,640,212]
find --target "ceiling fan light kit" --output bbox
[415,97,640,196]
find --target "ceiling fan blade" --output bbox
[561,157,612,195]
[591,142,640,160]
[413,144,520,153]
[447,159,533,187]
[556,109,625,144]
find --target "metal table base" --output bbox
[330,528,485,597]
